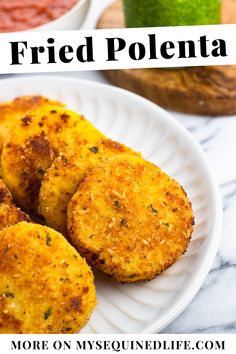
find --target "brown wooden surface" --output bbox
[97,0,236,116]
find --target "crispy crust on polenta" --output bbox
[0,179,30,231]
[39,139,139,234]
[1,105,104,213]
[0,222,96,334]
[0,96,60,176]
[0,179,13,205]
[67,156,194,283]
[0,204,30,232]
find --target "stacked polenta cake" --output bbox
[0,95,194,333]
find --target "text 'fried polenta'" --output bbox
[0,222,96,334]
[39,139,139,234]
[67,156,194,283]
[1,105,104,213]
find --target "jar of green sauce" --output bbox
[123,0,222,28]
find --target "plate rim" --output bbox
[0,75,223,333]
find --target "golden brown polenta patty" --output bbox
[0,204,30,232]
[0,179,30,231]
[0,179,13,205]
[0,222,96,334]
[0,96,61,145]
[0,96,61,176]
[67,155,194,283]
[39,139,139,234]
[1,105,104,213]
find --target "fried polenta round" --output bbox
[0,179,13,205]
[0,96,60,146]
[39,139,139,234]
[0,205,30,232]
[0,96,60,176]
[1,105,104,213]
[0,179,30,231]
[67,156,194,283]
[0,222,96,334]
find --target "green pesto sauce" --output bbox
[123,0,221,27]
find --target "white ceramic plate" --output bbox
[0,76,222,333]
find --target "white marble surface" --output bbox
[163,114,236,334]
[76,0,236,334]
[21,0,235,334]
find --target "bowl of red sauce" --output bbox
[0,0,90,32]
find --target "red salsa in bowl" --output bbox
[0,0,79,32]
